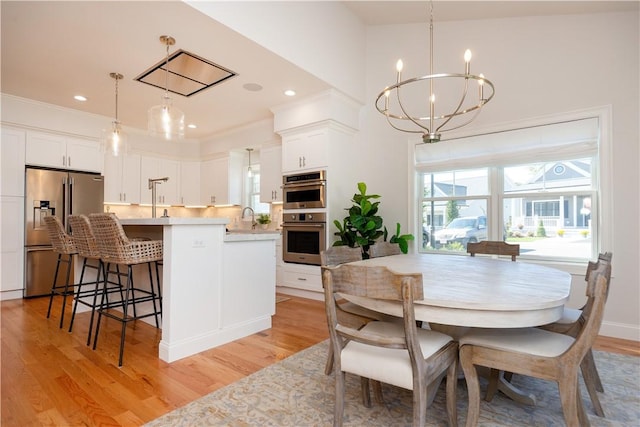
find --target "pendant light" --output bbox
[148,35,185,140]
[246,148,254,178]
[104,72,127,157]
[375,0,495,143]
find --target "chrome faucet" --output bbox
[149,177,169,218]
[241,206,256,229]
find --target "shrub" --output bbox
[556,229,565,237]
[536,220,547,237]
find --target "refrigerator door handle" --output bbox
[26,246,54,252]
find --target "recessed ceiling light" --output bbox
[284,89,296,97]
[243,83,263,92]
[187,124,197,129]
[74,95,87,102]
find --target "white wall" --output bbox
[361,11,638,340]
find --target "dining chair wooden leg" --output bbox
[325,345,334,375]
[360,377,372,408]
[413,378,427,427]
[335,370,346,427]
[558,371,589,427]
[460,348,481,427]
[484,368,500,402]
[583,348,604,392]
[446,360,458,427]
[372,380,384,404]
[581,354,605,417]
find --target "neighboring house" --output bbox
[505,160,592,233]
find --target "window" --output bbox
[414,114,607,263]
[245,165,270,215]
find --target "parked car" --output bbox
[433,216,487,249]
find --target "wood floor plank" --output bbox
[1,293,636,426]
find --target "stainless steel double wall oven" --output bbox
[281,171,327,265]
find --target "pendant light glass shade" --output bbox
[246,148,254,178]
[104,72,127,157]
[148,35,185,140]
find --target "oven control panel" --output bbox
[283,212,326,223]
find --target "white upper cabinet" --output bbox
[281,128,328,173]
[180,161,201,206]
[103,153,141,204]
[200,152,243,206]
[25,131,102,173]
[1,128,26,197]
[259,145,282,203]
[140,156,180,206]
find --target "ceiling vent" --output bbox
[135,49,237,97]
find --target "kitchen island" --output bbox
[119,218,280,363]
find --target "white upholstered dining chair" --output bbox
[322,263,458,427]
[459,260,612,427]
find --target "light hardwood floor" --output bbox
[1,294,638,426]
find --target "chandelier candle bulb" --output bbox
[479,74,485,100]
[464,49,472,74]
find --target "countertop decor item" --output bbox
[375,0,495,143]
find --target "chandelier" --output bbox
[148,35,185,140]
[375,1,495,143]
[104,72,127,157]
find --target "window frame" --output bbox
[409,106,613,269]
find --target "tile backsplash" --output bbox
[104,203,283,231]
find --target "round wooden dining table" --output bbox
[343,253,571,328]
[341,253,573,406]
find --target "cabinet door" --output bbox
[159,159,180,205]
[260,145,282,203]
[26,131,66,168]
[1,196,25,294]
[103,154,123,203]
[65,137,102,173]
[103,153,140,204]
[1,128,26,197]
[180,161,201,206]
[200,153,243,206]
[121,154,141,204]
[204,157,229,205]
[281,129,328,172]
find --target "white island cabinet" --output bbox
[119,218,279,363]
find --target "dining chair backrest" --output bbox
[467,240,520,261]
[323,263,424,303]
[43,215,77,255]
[369,241,402,258]
[566,261,612,363]
[68,215,101,260]
[320,245,362,266]
[585,252,613,294]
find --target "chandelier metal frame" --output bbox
[375,1,495,143]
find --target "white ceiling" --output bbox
[2,1,636,141]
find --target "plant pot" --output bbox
[260,224,269,230]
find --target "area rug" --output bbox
[146,340,640,426]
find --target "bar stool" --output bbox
[43,215,78,329]
[88,213,163,367]
[67,215,124,346]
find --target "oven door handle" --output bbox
[282,223,325,228]
[282,181,325,189]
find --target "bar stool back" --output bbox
[43,215,78,329]
[67,215,124,345]
[88,213,163,366]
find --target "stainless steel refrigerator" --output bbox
[24,167,104,297]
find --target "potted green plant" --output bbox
[333,182,413,258]
[383,222,415,254]
[257,213,271,229]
